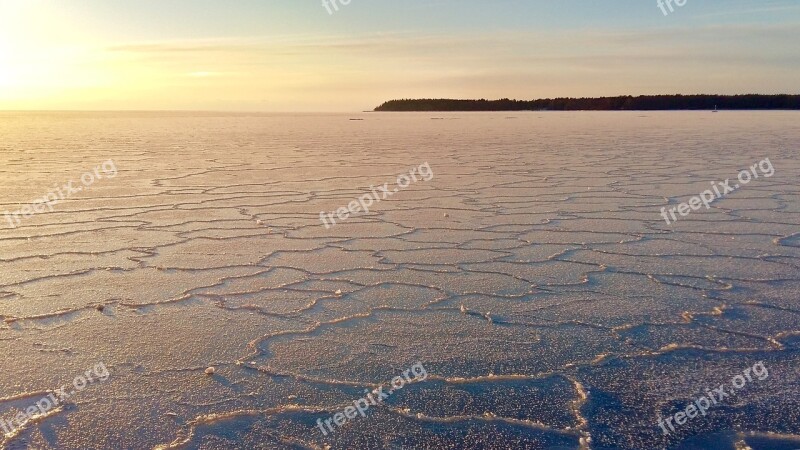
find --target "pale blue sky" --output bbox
[64,0,800,36]
[1,0,799,110]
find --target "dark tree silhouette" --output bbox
[374,95,800,111]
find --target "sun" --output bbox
[0,56,15,88]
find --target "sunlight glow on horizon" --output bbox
[1,0,799,111]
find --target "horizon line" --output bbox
[5,94,800,114]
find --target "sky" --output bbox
[0,0,798,111]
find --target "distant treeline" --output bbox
[374,95,800,111]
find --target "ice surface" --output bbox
[0,111,798,449]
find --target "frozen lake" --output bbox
[0,111,798,449]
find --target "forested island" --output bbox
[374,95,800,111]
